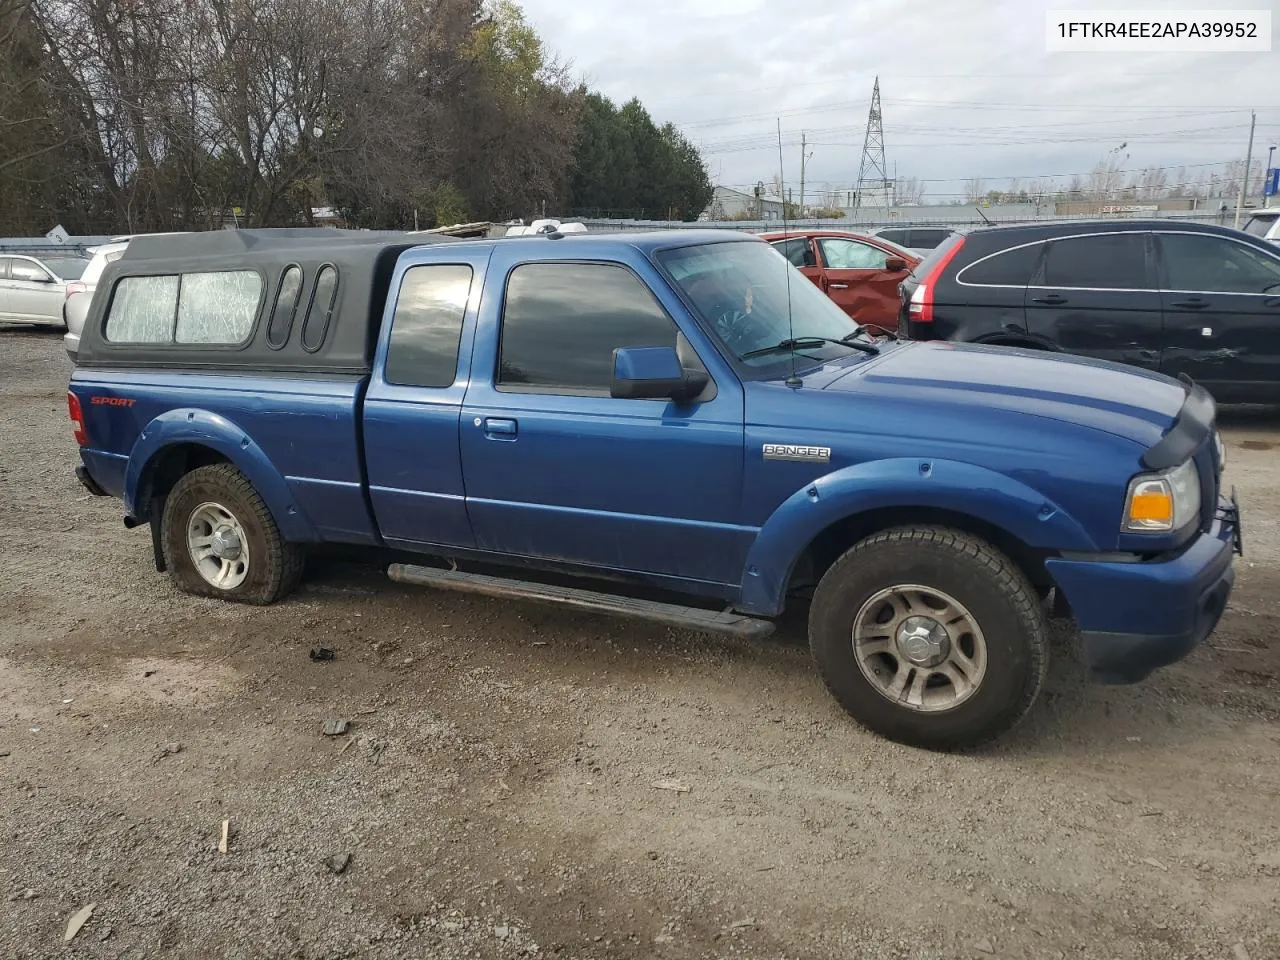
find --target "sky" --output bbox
[516,0,1280,203]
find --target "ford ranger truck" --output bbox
[67,228,1243,750]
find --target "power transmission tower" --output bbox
[854,77,892,218]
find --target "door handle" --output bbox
[1170,298,1208,309]
[1030,295,1066,305]
[829,283,849,290]
[481,417,517,440]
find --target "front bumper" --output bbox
[1045,501,1239,684]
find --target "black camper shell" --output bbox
[75,229,460,375]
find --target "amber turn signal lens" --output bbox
[1126,480,1174,529]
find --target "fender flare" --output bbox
[124,408,320,542]
[737,458,1098,616]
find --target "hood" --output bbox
[823,340,1187,448]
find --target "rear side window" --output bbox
[176,271,263,343]
[301,265,338,352]
[1040,234,1149,289]
[105,271,261,344]
[266,265,303,348]
[958,242,1045,286]
[105,276,181,342]
[498,262,679,394]
[385,264,473,388]
[877,229,910,245]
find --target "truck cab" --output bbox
[68,228,1242,750]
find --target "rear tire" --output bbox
[160,463,304,604]
[808,527,1048,750]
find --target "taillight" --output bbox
[68,391,88,446]
[907,237,966,324]
[65,280,86,301]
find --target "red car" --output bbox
[760,230,920,334]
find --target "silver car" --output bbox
[63,240,130,361]
[1243,210,1280,245]
[0,254,89,327]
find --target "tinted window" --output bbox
[770,238,810,267]
[819,238,890,270]
[498,262,679,393]
[1159,234,1280,294]
[876,229,910,245]
[386,264,473,388]
[959,242,1045,286]
[1243,216,1277,238]
[41,258,89,280]
[105,275,180,343]
[1041,233,1148,289]
[301,265,338,352]
[267,265,303,348]
[10,259,48,282]
[175,271,262,344]
[912,230,953,248]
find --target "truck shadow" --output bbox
[300,551,1267,758]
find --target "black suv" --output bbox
[898,219,1280,402]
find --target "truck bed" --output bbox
[71,370,378,545]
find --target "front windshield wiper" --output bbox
[741,335,879,361]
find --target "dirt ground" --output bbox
[2,327,1278,960]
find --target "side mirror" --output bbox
[802,249,817,268]
[611,346,708,402]
[884,257,908,272]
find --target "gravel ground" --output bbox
[1,327,1278,960]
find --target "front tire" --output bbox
[809,527,1048,750]
[160,463,304,604]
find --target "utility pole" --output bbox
[798,132,812,220]
[1264,144,1276,208]
[1235,111,1256,229]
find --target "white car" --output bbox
[63,240,130,361]
[0,254,89,327]
[1243,210,1280,245]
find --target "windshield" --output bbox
[41,257,89,280]
[1243,215,1277,238]
[656,240,865,371]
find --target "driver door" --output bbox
[814,236,911,330]
[768,237,823,290]
[1154,231,1280,401]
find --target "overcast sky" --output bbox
[517,0,1280,202]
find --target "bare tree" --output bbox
[893,175,925,205]
[962,177,985,203]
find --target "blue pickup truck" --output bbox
[68,228,1242,749]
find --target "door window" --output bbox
[9,259,49,283]
[818,237,890,270]
[958,242,1045,286]
[497,262,684,395]
[385,264,473,388]
[1158,234,1280,295]
[770,238,811,267]
[1040,233,1149,289]
[0,258,10,280]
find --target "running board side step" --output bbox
[387,564,775,640]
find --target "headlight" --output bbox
[1123,459,1201,533]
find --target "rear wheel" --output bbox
[808,527,1048,750]
[160,463,304,604]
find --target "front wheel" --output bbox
[809,527,1048,750]
[160,463,305,604]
